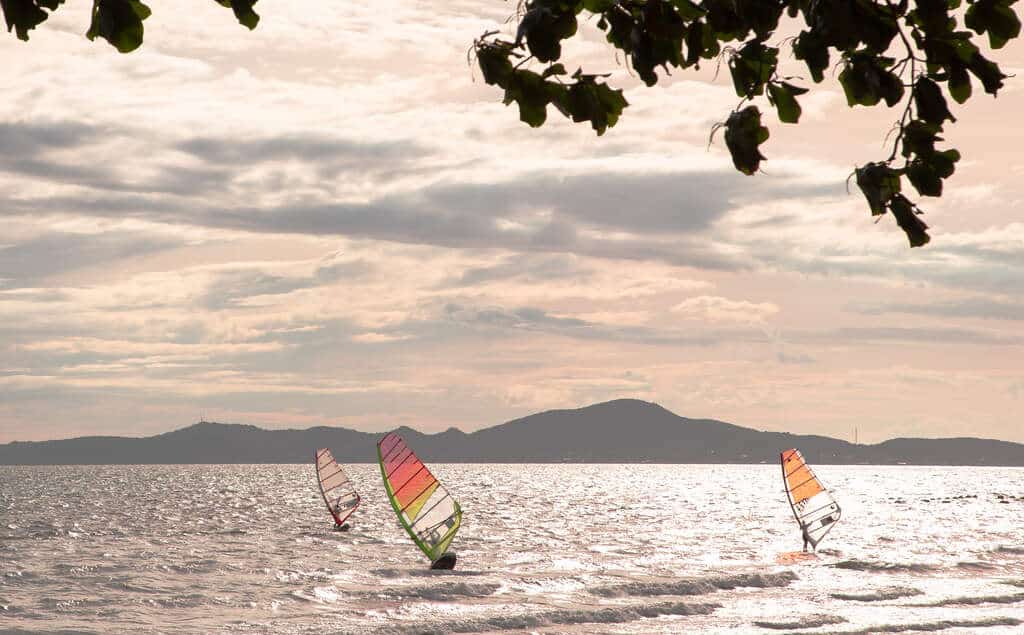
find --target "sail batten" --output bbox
[315,448,361,527]
[377,432,461,566]
[781,448,841,549]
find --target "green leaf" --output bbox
[855,162,902,216]
[516,6,577,64]
[838,53,904,108]
[900,120,941,159]
[728,41,778,98]
[541,63,567,79]
[722,105,769,175]
[1,0,65,40]
[767,81,806,124]
[215,0,259,30]
[86,0,151,53]
[914,77,956,125]
[503,69,551,128]
[793,30,829,83]
[475,41,515,86]
[965,0,1021,49]
[888,194,931,247]
[906,159,944,196]
[947,63,972,103]
[563,78,628,135]
[967,50,1007,95]
[670,0,705,20]
[582,0,615,12]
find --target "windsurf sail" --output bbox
[315,448,361,526]
[377,432,461,564]
[781,448,841,549]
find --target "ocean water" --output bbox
[2,464,1023,634]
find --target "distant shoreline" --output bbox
[3,399,1022,466]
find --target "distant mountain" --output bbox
[1,399,1022,465]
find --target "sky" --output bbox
[1,1,1023,444]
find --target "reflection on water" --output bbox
[1,464,1023,633]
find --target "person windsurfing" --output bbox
[781,449,841,553]
[314,448,360,531]
[333,500,352,531]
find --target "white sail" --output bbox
[315,448,360,526]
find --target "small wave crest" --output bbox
[913,592,1024,607]
[753,614,846,630]
[370,567,485,579]
[832,559,938,574]
[830,587,923,602]
[373,582,501,601]
[957,561,997,571]
[389,601,720,633]
[591,571,797,598]
[819,616,1021,634]
[994,546,1024,556]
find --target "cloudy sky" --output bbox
[2,1,1023,444]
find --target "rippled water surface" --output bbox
[2,464,1024,633]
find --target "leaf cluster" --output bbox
[475,0,1022,247]
[3,0,259,52]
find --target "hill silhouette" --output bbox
[1,399,1021,465]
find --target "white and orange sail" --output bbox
[315,448,361,527]
[780,448,841,549]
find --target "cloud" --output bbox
[199,255,374,309]
[847,296,1024,321]
[671,295,780,324]
[177,134,426,167]
[0,230,182,288]
[827,326,1024,346]
[0,120,97,155]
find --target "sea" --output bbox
[2,464,1023,634]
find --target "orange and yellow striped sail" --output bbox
[377,432,461,564]
[780,448,841,549]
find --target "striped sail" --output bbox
[377,432,461,563]
[315,448,360,526]
[781,448,841,548]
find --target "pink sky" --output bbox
[1,1,1022,444]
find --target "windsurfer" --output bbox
[801,524,811,552]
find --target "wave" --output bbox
[832,559,938,574]
[390,600,721,633]
[994,546,1024,555]
[370,567,485,578]
[913,592,1024,607]
[819,616,1022,634]
[161,560,220,575]
[830,587,923,602]
[753,614,846,630]
[373,582,501,601]
[956,561,997,571]
[151,592,209,608]
[591,571,797,598]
